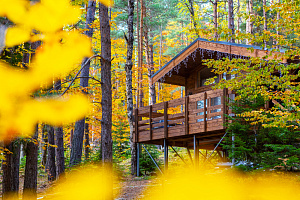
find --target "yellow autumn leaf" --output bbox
[5,26,31,47]
[144,169,300,200]
[98,0,114,7]
[46,165,115,200]
[24,0,82,32]
[0,95,89,140]
[0,0,28,24]
[32,31,92,82]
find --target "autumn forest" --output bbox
[1,0,300,199]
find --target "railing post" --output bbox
[223,88,228,128]
[204,92,207,132]
[164,102,168,139]
[185,96,189,135]
[149,105,153,140]
[135,108,139,143]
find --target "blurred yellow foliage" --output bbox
[0,0,95,141]
[46,165,115,200]
[143,169,300,200]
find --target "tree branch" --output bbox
[61,54,101,96]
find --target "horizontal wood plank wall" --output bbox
[133,89,227,143]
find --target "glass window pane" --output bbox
[211,97,221,106]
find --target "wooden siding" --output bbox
[133,89,231,146]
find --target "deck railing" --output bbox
[133,89,230,143]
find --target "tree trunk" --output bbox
[136,0,139,109]
[138,0,144,108]
[2,140,20,200]
[125,0,136,176]
[99,1,112,164]
[276,0,280,48]
[99,1,113,198]
[84,123,90,160]
[263,0,267,48]
[42,125,48,170]
[213,0,218,40]
[54,80,65,177]
[69,0,96,167]
[23,126,38,200]
[46,125,56,182]
[246,0,254,44]
[228,0,235,43]
[237,0,240,43]
[148,44,156,105]
[55,127,65,176]
[188,0,199,37]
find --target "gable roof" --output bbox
[151,38,286,86]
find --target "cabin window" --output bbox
[209,96,222,120]
[197,68,219,88]
[223,72,236,80]
[196,100,207,122]
[228,94,236,117]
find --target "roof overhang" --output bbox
[152,38,286,86]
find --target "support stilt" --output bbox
[164,139,168,173]
[186,147,194,165]
[194,135,199,170]
[137,143,140,177]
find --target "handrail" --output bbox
[134,89,227,143]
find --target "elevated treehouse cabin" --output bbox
[133,38,285,172]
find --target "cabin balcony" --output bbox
[133,89,232,149]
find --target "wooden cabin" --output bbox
[133,38,285,172]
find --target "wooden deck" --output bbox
[134,89,232,149]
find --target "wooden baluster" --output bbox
[204,92,207,132]
[164,102,168,139]
[185,96,189,135]
[149,105,153,140]
[222,88,228,128]
[135,108,139,143]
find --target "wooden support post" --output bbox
[217,150,223,162]
[186,147,194,165]
[149,105,153,140]
[137,143,140,177]
[185,96,189,135]
[204,92,207,132]
[164,139,168,172]
[135,109,139,143]
[164,102,168,139]
[222,88,228,127]
[194,135,199,170]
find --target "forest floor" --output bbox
[0,174,157,199]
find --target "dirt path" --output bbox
[116,177,155,200]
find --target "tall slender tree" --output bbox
[70,0,96,167]
[228,0,235,43]
[23,126,38,200]
[54,80,65,177]
[99,1,112,164]
[99,1,113,197]
[2,140,20,200]
[125,0,136,176]
[46,125,56,181]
